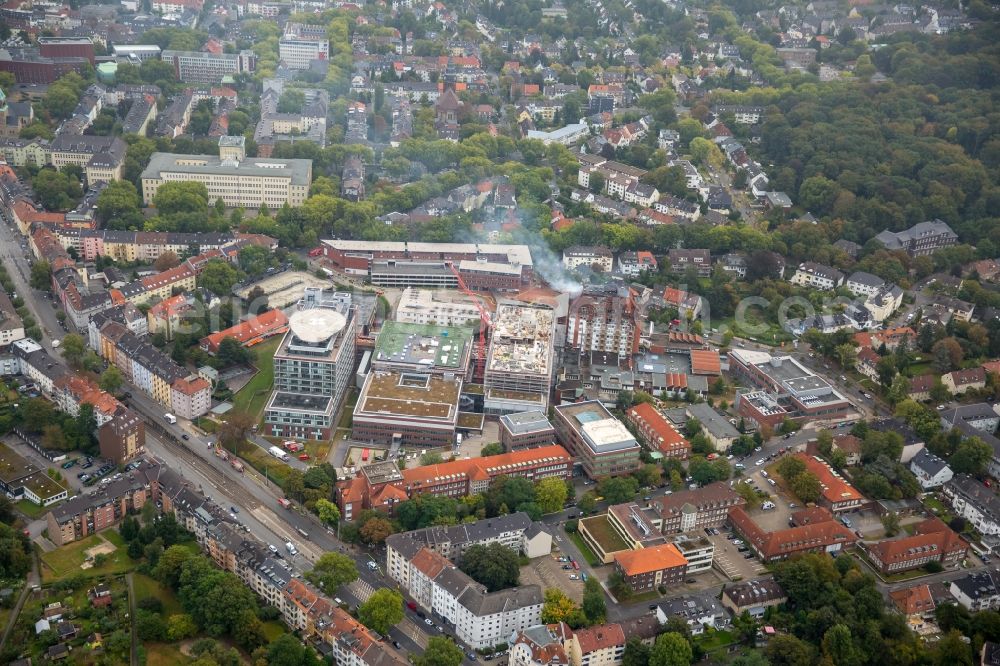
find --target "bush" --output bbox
[565,519,578,533]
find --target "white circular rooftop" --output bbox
[289,309,346,343]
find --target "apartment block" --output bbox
[279,23,329,69]
[161,49,256,83]
[626,403,690,459]
[566,291,640,361]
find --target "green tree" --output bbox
[950,436,993,475]
[822,624,861,666]
[30,260,52,292]
[535,477,569,514]
[790,471,822,504]
[98,366,124,394]
[153,181,209,217]
[622,636,651,666]
[198,260,240,296]
[413,636,465,666]
[881,512,900,537]
[649,632,692,666]
[305,552,358,592]
[764,634,815,666]
[541,588,585,627]
[166,613,198,640]
[732,610,758,646]
[358,588,404,635]
[315,498,341,526]
[60,333,86,367]
[597,476,639,504]
[33,169,83,211]
[932,337,964,373]
[97,181,144,229]
[581,576,606,625]
[459,542,519,592]
[481,442,504,456]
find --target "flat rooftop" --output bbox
[486,302,554,377]
[357,371,461,421]
[142,152,312,185]
[374,322,474,371]
[267,392,333,412]
[0,442,38,484]
[500,410,553,434]
[557,401,638,453]
[322,240,533,268]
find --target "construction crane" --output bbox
[447,262,492,381]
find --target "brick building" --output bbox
[625,403,690,459]
[613,543,687,593]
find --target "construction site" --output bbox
[483,301,556,416]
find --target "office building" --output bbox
[730,350,852,427]
[484,301,555,415]
[49,134,126,184]
[279,23,329,69]
[320,240,534,291]
[553,401,641,478]
[395,287,483,327]
[613,543,687,593]
[861,518,966,574]
[874,220,958,257]
[336,446,572,520]
[351,371,463,448]
[728,506,856,562]
[371,321,474,377]
[112,45,161,62]
[141,136,311,209]
[500,411,556,451]
[161,49,256,83]
[264,293,356,441]
[625,403,689,459]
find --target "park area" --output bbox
[40,533,134,582]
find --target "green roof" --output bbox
[373,321,475,371]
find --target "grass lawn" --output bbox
[905,361,933,378]
[145,642,188,666]
[578,516,630,554]
[17,499,52,519]
[133,573,184,616]
[696,628,736,653]
[262,620,286,641]
[566,530,602,567]
[337,388,360,429]
[40,533,135,581]
[232,337,282,418]
[103,529,127,548]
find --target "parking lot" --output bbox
[707,530,768,580]
[234,270,331,309]
[521,551,585,603]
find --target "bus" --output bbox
[362,448,369,462]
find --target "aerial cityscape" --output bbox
[0,0,995,665]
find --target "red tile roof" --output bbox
[626,403,689,456]
[402,445,571,490]
[793,453,863,504]
[573,623,626,652]
[889,584,935,615]
[949,367,986,386]
[690,349,721,375]
[199,310,289,353]
[729,506,856,561]
[614,543,687,576]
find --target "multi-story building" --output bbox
[141,137,312,209]
[667,249,711,277]
[386,516,547,649]
[171,377,212,420]
[351,371,462,447]
[0,441,67,507]
[279,23,329,69]
[562,246,614,272]
[721,579,787,618]
[942,368,987,395]
[613,543,687,593]
[0,290,24,346]
[861,518,967,574]
[160,49,256,83]
[394,287,483,327]
[265,292,356,441]
[484,301,555,414]
[789,261,845,290]
[655,483,744,534]
[910,449,954,489]
[552,401,641,478]
[730,350,852,427]
[950,569,1000,612]
[386,512,552,562]
[336,446,572,521]
[499,411,556,451]
[321,240,534,291]
[49,134,126,184]
[617,251,657,277]
[625,403,690,459]
[566,291,640,362]
[0,45,93,83]
[944,475,1000,536]
[790,453,864,512]
[728,506,857,562]
[98,409,145,465]
[46,470,154,546]
[199,310,289,354]
[874,220,958,257]
[371,321,474,378]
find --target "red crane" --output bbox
[447,263,492,380]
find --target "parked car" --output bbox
[424,618,434,626]
[61,460,76,469]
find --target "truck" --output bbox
[268,446,289,461]
[282,440,303,452]
[308,247,323,257]
[230,459,244,473]
[163,413,177,424]
[286,541,298,555]
[277,498,292,509]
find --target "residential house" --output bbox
[910,449,953,489]
[667,249,711,277]
[789,262,844,290]
[942,368,986,395]
[944,475,1000,537]
[721,579,787,618]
